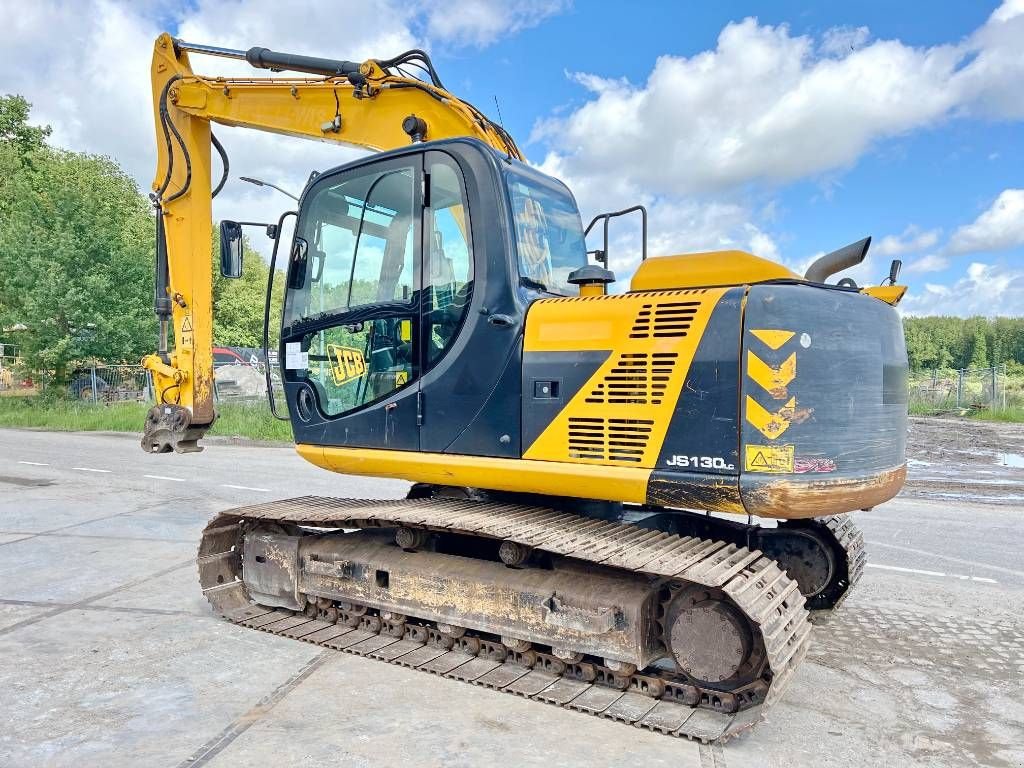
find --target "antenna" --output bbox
[493,95,513,162]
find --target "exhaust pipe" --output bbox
[804,237,871,283]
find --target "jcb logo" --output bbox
[327,345,366,386]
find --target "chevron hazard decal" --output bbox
[747,350,795,397]
[746,395,796,440]
[749,329,794,350]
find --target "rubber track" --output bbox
[816,514,866,612]
[197,496,813,744]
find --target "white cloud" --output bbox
[903,253,949,275]
[819,25,870,57]
[0,0,568,257]
[991,0,1024,22]
[746,226,780,263]
[947,189,1024,255]
[419,0,569,48]
[528,4,1024,301]
[954,0,1024,119]
[535,5,1024,199]
[902,261,1024,316]
[874,225,941,257]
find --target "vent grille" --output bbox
[631,301,701,338]
[585,352,678,405]
[568,417,653,463]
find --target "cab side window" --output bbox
[424,161,473,367]
[284,162,419,416]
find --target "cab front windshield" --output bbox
[506,170,587,296]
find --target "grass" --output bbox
[908,399,1024,422]
[0,397,293,441]
[966,406,1024,423]
[3,392,1021,438]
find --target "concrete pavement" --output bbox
[0,428,1021,767]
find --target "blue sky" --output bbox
[2,0,1022,315]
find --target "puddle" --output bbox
[0,474,53,487]
[997,453,1024,468]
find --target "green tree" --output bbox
[903,316,1024,373]
[969,326,990,370]
[0,98,154,380]
[211,230,284,348]
[0,95,51,158]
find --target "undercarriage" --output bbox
[408,484,867,615]
[198,495,825,743]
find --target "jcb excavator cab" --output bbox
[281,138,588,456]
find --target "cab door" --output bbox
[281,155,422,451]
[417,150,520,456]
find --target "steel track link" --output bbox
[196,496,813,744]
[813,514,866,612]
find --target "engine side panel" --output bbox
[299,281,907,520]
[646,287,744,513]
[521,287,730,468]
[738,284,908,516]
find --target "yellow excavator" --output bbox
[141,34,909,742]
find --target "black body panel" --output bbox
[521,349,610,451]
[654,286,744,474]
[739,283,907,480]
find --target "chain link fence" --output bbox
[1,343,280,407]
[0,342,36,395]
[6,347,1019,416]
[909,364,1018,413]
[211,347,281,405]
[63,359,281,406]
[64,364,152,403]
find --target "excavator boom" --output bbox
[142,34,519,452]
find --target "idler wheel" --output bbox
[757,528,836,599]
[396,527,429,550]
[666,591,753,685]
[499,540,531,566]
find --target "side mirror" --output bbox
[288,237,309,289]
[219,220,244,278]
[887,259,902,286]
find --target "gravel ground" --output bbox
[904,417,1024,505]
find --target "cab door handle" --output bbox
[486,314,514,327]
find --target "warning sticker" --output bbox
[744,444,795,473]
[180,315,193,348]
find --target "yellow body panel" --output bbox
[522,288,728,467]
[297,444,651,503]
[861,285,907,306]
[630,251,799,292]
[298,444,905,520]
